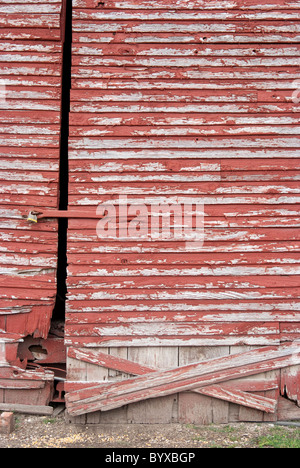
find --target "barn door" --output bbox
[1,0,299,422]
[64,0,300,424]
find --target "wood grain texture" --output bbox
[67,347,278,413]
[65,342,300,416]
[63,0,300,422]
[67,0,300,346]
[0,0,66,409]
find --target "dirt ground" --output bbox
[1,408,300,449]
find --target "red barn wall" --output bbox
[0,0,299,423]
[65,0,300,423]
[0,0,66,407]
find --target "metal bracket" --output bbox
[26,209,135,223]
[26,209,104,223]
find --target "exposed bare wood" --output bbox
[65,342,300,416]
[0,403,53,415]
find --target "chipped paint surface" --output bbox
[66,0,300,360]
[0,2,65,353]
[0,0,68,413]
[0,0,299,423]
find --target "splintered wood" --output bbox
[0,1,66,338]
[65,341,300,416]
[0,0,66,408]
[66,347,279,414]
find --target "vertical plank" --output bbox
[109,347,129,381]
[66,351,87,424]
[128,346,179,371]
[127,347,179,423]
[85,347,109,423]
[94,347,130,424]
[228,402,240,423]
[263,387,279,422]
[67,351,87,382]
[178,346,230,424]
[179,391,213,425]
[281,365,300,406]
[263,369,280,422]
[231,345,262,422]
[239,396,264,422]
[85,347,109,383]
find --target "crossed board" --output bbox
[65,341,300,417]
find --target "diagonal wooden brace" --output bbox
[67,348,278,412]
[66,343,300,416]
[70,351,277,413]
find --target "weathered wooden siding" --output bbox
[64,0,300,423]
[0,0,66,405]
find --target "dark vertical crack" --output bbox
[52,0,72,322]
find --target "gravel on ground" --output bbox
[1,409,300,448]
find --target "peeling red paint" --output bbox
[0,0,66,410]
[65,0,300,423]
[0,0,299,423]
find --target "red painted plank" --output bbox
[72,32,300,44]
[65,310,300,325]
[66,251,300,265]
[68,347,155,374]
[72,0,300,10]
[72,43,300,57]
[65,322,280,338]
[70,89,297,103]
[197,384,277,413]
